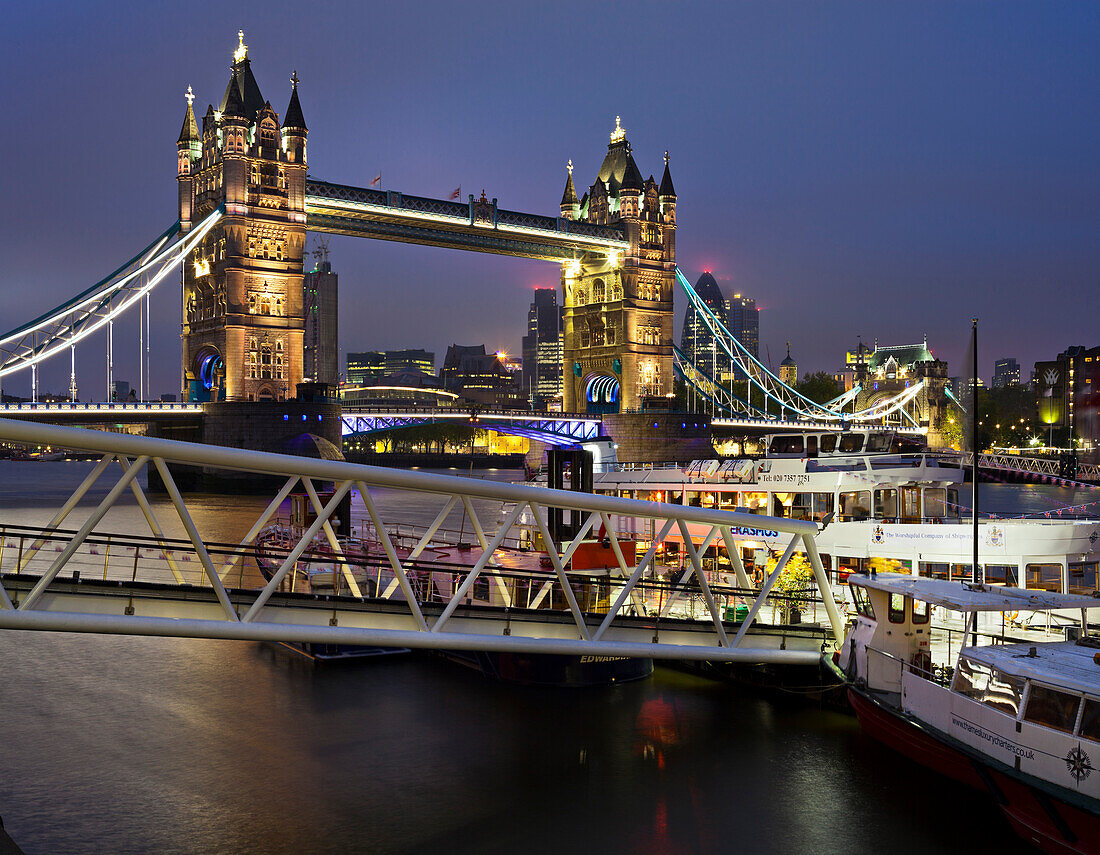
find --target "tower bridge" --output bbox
[0,31,931,451]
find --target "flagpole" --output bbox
[972,318,982,617]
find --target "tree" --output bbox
[795,371,841,406]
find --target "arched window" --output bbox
[592,279,606,302]
[575,286,587,306]
[248,294,257,314]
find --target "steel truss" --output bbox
[675,267,925,424]
[0,208,224,380]
[0,418,842,662]
[340,409,603,444]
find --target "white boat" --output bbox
[585,430,1100,603]
[833,573,1100,853]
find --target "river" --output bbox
[0,462,1091,854]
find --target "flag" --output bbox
[449,186,461,200]
[369,172,382,188]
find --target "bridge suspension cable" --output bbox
[674,267,923,424]
[0,207,224,381]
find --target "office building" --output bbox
[303,260,339,385]
[521,288,563,409]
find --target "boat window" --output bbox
[888,593,906,623]
[700,491,719,509]
[984,565,1018,587]
[839,491,871,521]
[1069,561,1099,596]
[820,434,837,453]
[806,435,818,457]
[473,577,490,603]
[985,670,1025,717]
[813,492,834,522]
[912,598,930,624]
[951,564,973,582]
[849,584,874,619]
[946,489,960,518]
[1025,563,1063,593]
[919,562,949,580]
[869,557,912,575]
[770,435,804,455]
[1024,684,1081,734]
[741,492,767,514]
[1079,698,1100,743]
[789,493,812,521]
[901,487,921,520]
[839,434,864,453]
[685,491,702,507]
[867,433,893,453]
[923,488,947,519]
[952,656,990,700]
[875,489,898,520]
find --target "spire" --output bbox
[283,70,307,131]
[659,150,676,197]
[178,86,200,143]
[610,115,626,144]
[620,151,644,193]
[222,73,245,119]
[219,30,265,123]
[560,159,577,207]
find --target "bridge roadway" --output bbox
[304,179,629,263]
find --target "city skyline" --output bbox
[3,2,1099,399]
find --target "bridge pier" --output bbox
[149,400,342,492]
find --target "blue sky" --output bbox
[2,1,1098,397]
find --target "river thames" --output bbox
[1,462,1090,854]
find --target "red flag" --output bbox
[369,172,382,188]
[449,186,461,200]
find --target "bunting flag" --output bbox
[369,172,382,188]
[449,186,461,200]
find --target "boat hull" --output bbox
[849,688,1100,855]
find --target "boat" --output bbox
[584,429,1100,602]
[832,572,1100,853]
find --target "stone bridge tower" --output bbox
[176,32,307,402]
[559,118,676,413]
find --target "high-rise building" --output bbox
[303,260,338,385]
[346,349,434,386]
[679,272,731,382]
[1035,345,1100,452]
[993,358,1020,389]
[521,288,563,409]
[725,293,759,360]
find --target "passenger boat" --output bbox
[588,430,1100,602]
[832,573,1100,853]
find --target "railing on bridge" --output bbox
[0,418,843,663]
[963,452,1100,484]
[340,407,604,444]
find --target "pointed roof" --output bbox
[221,71,246,119]
[595,116,631,196]
[620,152,644,193]
[560,161,577,207]
[659,151,676,197]
[781,343,796,367]
[178,87,199,144]
[693,272,726,313]
[219,36,266,123]
[283,71,307,131]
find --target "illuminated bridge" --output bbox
[340,408,604,444]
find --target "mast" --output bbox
[972,318,981,644]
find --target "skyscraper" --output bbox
[725,293,759,360]
[521,288,563,409]
[679,272,731,381]
[993,358,1020,389]
[303,260,338,385]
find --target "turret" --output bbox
[659,150,676,224]
[177,86,201,230]
[560,159,578,219]
[282,71,308,166]
[618,152,643,219]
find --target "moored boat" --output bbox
[833,573,1100,853]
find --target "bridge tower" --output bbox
[559,119,677,413]
[176,32,308,402]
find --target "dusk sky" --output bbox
[3,1,1099,398]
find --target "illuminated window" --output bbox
[248,294,257,314]
[592,279,606,302]
[251,164,259,185]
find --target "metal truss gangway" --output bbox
[0,418,843,664]
[963,452,1100,486]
